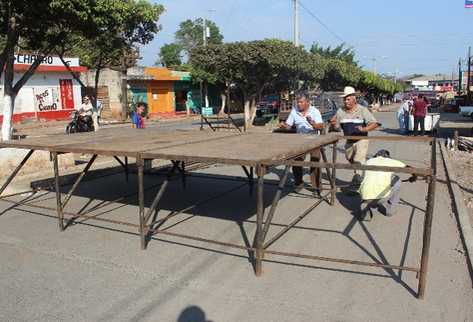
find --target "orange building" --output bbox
[127,67,201,117]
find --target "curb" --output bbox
[440,143,473,281]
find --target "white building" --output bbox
[0,54,86,124]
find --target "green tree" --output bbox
[175,18,223,55]
[190,39,324,128]
[62,0,164,117]
[318,58,361,91]
[157,43,182,67]
[0,0,103,140]
[310,43,357,66]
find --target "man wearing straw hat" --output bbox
[330,86,379,185]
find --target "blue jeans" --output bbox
[360,176,401,217]
[398,113,409,134]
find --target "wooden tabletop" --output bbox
[0,129,338,164]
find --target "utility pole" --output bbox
[202,16,210,108]
[293,0,299,46]
[203,18,207,47]
[458,58,462,94]
[467,46,471,104]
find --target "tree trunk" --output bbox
[243,99,251,131]
[0,47,6,81]
[91,67,103,131]
[218,92,226,115]
[1,93,15,141]
[249,97,258,125]
[120,69,128,121]
[93,67,101,109]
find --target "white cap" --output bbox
[340,86,357,98]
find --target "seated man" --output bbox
[279,93,324,192]
[78,96,94,130]
[358,149,417,221]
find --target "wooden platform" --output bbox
[0,128,339,164]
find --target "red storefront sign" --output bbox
[59,79,74,109]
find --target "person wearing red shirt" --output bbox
[412,94,428,136]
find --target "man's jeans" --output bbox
[413,116,425,136]
[361,176,401,217]
[293,150,320,188]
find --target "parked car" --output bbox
[256,94,280,118]
[459,106,473,119]
[278,95,338,123]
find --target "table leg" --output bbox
[255,166,265,276]
[137,158,146,250]
[52,152,64,231]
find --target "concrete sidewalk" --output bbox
[0,111,472,322]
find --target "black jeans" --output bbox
[413,116,425,136]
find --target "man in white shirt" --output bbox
[280,93,324,192]
[79,96,93,117]
[397,99,412,134]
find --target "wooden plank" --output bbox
[141,133,339,166]
[49,130,240,157]
[0,127,139,150]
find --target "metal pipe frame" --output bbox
[0,149,34,196]
[0,137,436,299]
[113,156,129,182]
[51,153,98,230]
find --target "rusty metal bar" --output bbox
[261,165,290,243]
[264,249,420,272]
[320,148,331,181]
[264,192,328,250]
[331,142,337,205]
[52,152,64,231]
[0,149,34,196]
[0,198,140,227]
[254,165,266,276]
[417,138,437,299]
[144,179,169,225]
[149,183,247,229]
[341,135,433,142]
[151,227,254,251]
[114,156,126,169]
[125,157,129,181]
[242,165,255,195]
[61,154,97,209]
[143,161,180,225]
[1,196,421,274]
[137,157,146,250]
[0,189,37,200]
[262,160,431,176]
[180,161,186,189]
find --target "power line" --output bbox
[297,0,346,44]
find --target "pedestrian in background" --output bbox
[412,94,427,136]
[131,102,146,129]
[397,99,412,134]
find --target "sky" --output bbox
[140,0,473,77]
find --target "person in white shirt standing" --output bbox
[279,93,325,192]
[397,99,412,134]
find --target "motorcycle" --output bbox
[66,110,94,134]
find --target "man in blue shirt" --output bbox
[131,103,146,129]
[280,93,324,192]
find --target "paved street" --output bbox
[0,111,472,322]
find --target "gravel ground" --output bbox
[449,150,473,224]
